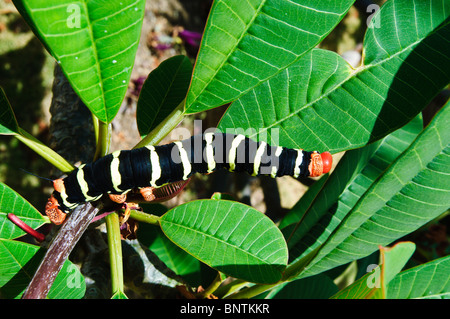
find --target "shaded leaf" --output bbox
[138,222,203,287]
[278,173,328,230]
[267,274,338,299]
[381,242,416,286]
[137,55,193,138]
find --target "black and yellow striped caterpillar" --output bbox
[45,133,332,224]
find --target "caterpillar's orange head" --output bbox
[309,151,333,177]
[45,179,67,225]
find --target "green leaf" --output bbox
[0,87,19,135]
[284,115,423,263]
[47,258,86,299]
[331,264,382,299]
[136,55,192,138]
[381,242,416,286]
[160,199,288,284]
[387,255,450,299]
[0,239,85,299]
[185,0,355,113]
[0,183,48,240]
[13,0,146,123]
[331,242,416,299]
[301,100,450,278]
[218,0,450,153]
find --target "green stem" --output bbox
[128,209,160,225]
[225,282,280,299]
[15,128,74,173]
[94,120,111,160]
[197,273,223,298]
[92,115,100,146]
[95,119,120,298]
[214,279,249,299]
[105,212,126,299]
[133,99,186,149]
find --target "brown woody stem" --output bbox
[22,204,98,299]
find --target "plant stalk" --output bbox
[213,279,249,299]
[133,100,186,148]
[92,115,100,146]
[93,120,111,160]
[197,272,223,298]
[15,128,74,173]
[105,212,126,298]
[129,209,160,225]
[225,282,279,299]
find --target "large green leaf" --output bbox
[0,183,48,240]
[0,239,85,299]
[283,115,423,263]
[387,255,450,299]
[185,0,355,113]
[159,199,288,284]
[13,0,146,123]
[218,0,450,153]
[300,100,450,278]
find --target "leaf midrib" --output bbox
[0,239,36,280]
[80,1,106,122]
[187,0,267,108]
[161,217,284,267]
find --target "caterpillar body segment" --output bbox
[45,133,332,224]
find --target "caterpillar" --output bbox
[45,133,332,224]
